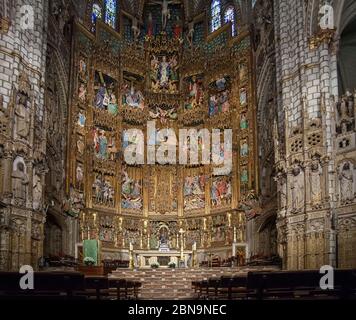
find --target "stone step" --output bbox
[110,266,279,300]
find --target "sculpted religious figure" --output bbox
[147,12,154,37]
[12,159,29,203]
[339,162,354,203]
[33,171,43,210]
[276,172,287,210]
[291,164,304,211]
[131,17,141,42]
[15,90,31,139]
[151,0,180,31]
[310,157,322,205]
[186,21,195,48]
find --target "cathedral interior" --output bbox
[0,0,356,301]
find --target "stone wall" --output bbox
[272,0,356,269]
[0,0,48,271]
[0,0,78,271]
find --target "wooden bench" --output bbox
[219,275,247,300]
[247,270,356,300]
[108,278,127,300]
[84,276,109,300]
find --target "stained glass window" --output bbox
[224,6,236,36]
[105,0,117,29]
[92,3,102,29]
[211,0,221,33]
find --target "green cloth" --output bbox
[83,240,99,265]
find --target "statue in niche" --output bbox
[185,75,203,110]
[186,21,195,48]
[107,87,118,116]
[277,173,287,210]
[291,165,304,211]
[345,90,354,114]
[147,12,154,37]
[240,140,249,157]
[131,17,141,42]
[239,63,247,80]
[340,97,349,119]
[310,157,322,205]
[78,83,86,102]
[339,162,354,203]
[12,160,29,203]
[95,85,106,109]
[79,59,87,80]
[15,90,31,139]
[158,56,170,87]
[240,113,248,130]
[159,227,168,246]
[150,0,180,31]
[173,16,182,38]
[94,128,108,160]
[76,165,84,189]
[33,171,43,210]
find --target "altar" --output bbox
[134,250,192,268]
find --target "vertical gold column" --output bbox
[177,166,184,217]
[205,166,211,216]
[143,165,149,218]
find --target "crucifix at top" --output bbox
[149,0,181,31]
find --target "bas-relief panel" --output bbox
[92,173,115,208]
[184,174,206,211]
[150,54,179,94]
[122,71,146,110]
[94,71,119,116]
[93,126,117,161]
[148,166,178,215]
[211,175,232,208]
[208,76,231,117]
[184,74,204,110]
[121,167,143,211]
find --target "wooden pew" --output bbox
[84,276,109,300]
[220,275,247,300]
[207,278,220,299]
[108,278,127,300]
[247,270,356,300]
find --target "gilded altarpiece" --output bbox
[68,21,257,261]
